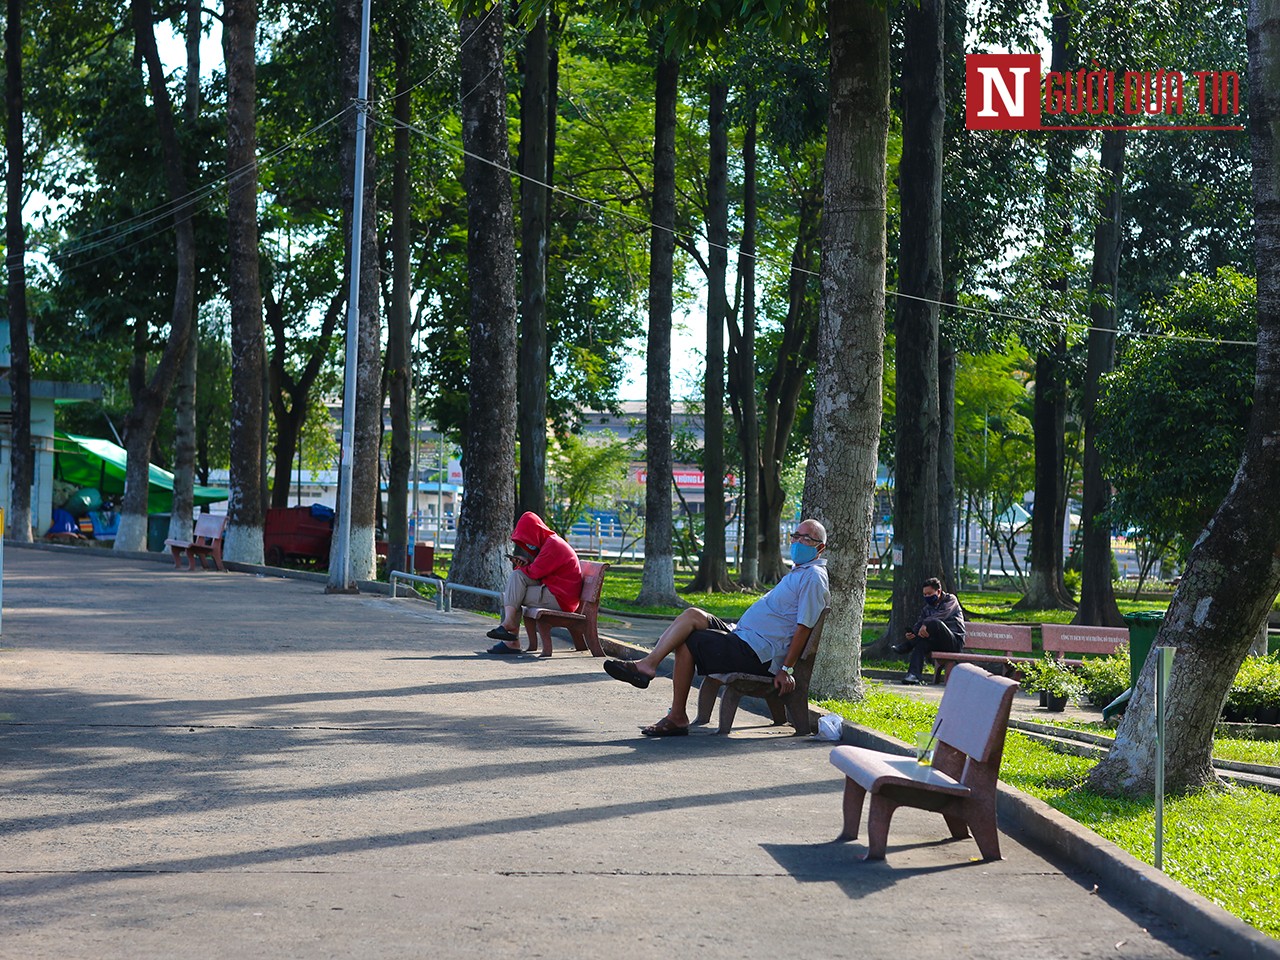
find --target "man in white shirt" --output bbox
[603,518,831,736]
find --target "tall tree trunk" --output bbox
[386,27,413,574]
[1090,0,1280,795]
[758,200,821,584]
[636,51,684,608]
[938,326,957,587]
[4,0,32,542]
[1075,130,1126,627]
[804,0,889,699]
[115,0,197,552]
[1015,6,1075,611]
[888,0,946,644]
[222,0,266,564]
[728,104,760,589]
[168,0,202,544]
[517,12,549,520]
[449,1,518,597]
[690,79,730,592]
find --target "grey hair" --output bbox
[801,518,827,544]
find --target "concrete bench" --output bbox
[164,514,227,572]
[930,622,1035,684]
[692,607,830,736]
[520,560,609,658]
[829,662,1019,861]
[1040,623,1128,666]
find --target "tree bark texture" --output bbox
[115,0,197,552]
[938,329,957,587]
[168,0,202,544]
[386,27,414,574]
[449,2,518,599]
[5,0,33,541]
[517,12,549,520]
[690,80,730,593]
[889,0,946,642]
[1075,129,1126,627]
[636,53,683,608]
[728,105,760,588]
[803,0,889,700]
[759,198,821,584]
[1016,7,1075,611]
[222,0,266,564]
[1089,0,1280,796]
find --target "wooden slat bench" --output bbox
[692,607,830,736]
[1040,623,1128,666]
[930,622,1035,684]
[164,514,228,572]
[829,662,1019,861]
[520,560,610,658]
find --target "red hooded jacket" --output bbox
[511,512,583,613]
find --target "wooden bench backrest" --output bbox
[194,514,227,541]
[962,622,1034,654]
[800,607,831,661]
[932,663,1019,763]
[578,561,609,610]
[1040,623,1128,657]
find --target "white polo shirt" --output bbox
[733,558,830,671]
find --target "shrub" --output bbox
[1077,645,1130,707]
[1063,569,1081,600]
[1021,655,1084,700]
[1224,655,1280,720]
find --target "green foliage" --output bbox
[546,430,633,537]
[1076,645,1131,707]
[1224,656,1280,715]
[1097,269,1256,558]
[1020,655,1085,700]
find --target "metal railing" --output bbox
[388,570,503,614]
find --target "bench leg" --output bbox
[781,690,812,735]
[837,777,866,842]
[211,546,226,572]
[169,546,185,570]
[692,678,722,726]
[583,627,606,658]
[522,615,539,653]
[765,695,789,726]
[569,626,589,652]
[942,810,971,841]
[537,621,554,658]
[963,798,1003,861]
[864,795,899,860]
[716,686,745,734]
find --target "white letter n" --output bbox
[977,67,1031,117]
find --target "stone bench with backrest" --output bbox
[829,662,1020,861]
[164,513,228,572]
[1039,623,1129,666]
[520,560,610,658]
[692,607,830,736]
[929,621,1035,684]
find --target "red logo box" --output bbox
[966,54,1042,130]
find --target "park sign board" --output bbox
[965,54,1245,132]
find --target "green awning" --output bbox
[54,432,229,513]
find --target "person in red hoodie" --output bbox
[485,511,584,654]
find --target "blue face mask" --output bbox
[790,541,819,565]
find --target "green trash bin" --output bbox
[1103,610,1166,721]
[146,513,172,553]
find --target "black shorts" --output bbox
[685,616,773,677]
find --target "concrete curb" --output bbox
[808,703,1280,960]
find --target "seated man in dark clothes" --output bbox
[893,577,965,685]
[484,512,583,654]
[600,518,830,737]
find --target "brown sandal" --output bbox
[640,716,689,737]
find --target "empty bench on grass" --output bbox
[930,621,1035,684]
[520,560,610,658]
[1040,623,1128,666]
[164,514,228,572]
[829,662,1019,861]
[692,607,830,736]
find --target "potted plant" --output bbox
[1022,655,1083,713]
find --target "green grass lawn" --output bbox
[820,685,1280,939]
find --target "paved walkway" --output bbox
[0,548,1213,959]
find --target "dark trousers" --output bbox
[908,619,963,677]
